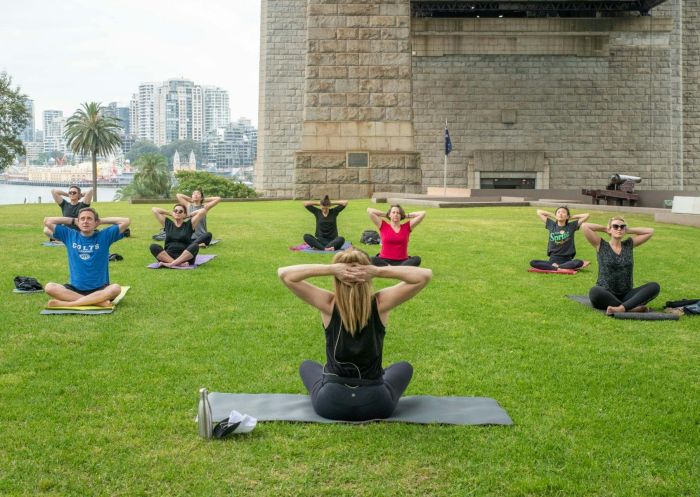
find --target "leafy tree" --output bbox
[160,139,202,168]
[173,170,257,198]
[64,102,122,201]
[131,153,171,199]
[0,72,30,171]
[125,140,159,164]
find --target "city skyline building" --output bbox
[42,110,66,154]
[21,98,35,143]
[202,117,257,168]
[203,86,231,135]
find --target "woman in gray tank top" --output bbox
[581,216,659,315]
[176,189,221,247]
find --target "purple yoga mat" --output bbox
[289,242,352,253]
[147,254,217,269]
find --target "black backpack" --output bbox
[360,230,380,245]
[14,276,43,291]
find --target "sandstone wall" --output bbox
[412,17,680,191]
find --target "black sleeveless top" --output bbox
[596,238,634,296]
[323,297,385,380]
[164,218,194,253]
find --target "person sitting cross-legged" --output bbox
[149,203,215,267]
[278,248,432,421]
[43,208,130,308]
[581,217,659,315]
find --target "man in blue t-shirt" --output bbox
[43,208,130,308]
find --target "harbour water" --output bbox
[0,184,120,206]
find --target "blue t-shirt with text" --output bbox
[53,224,124,291]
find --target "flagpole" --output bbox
[443,119,448,196]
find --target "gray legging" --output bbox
[589,282,660,311]
[299,360,413,421]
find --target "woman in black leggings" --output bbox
[581,217,659,315]
[278,248,432,421]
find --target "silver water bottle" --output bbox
[197,387,213,439]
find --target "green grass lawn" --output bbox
[1,200,698,497]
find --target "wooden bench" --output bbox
[581,188,640,206]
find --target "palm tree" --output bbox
[133,153,171,198]
[64,102,122,201]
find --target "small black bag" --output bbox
[13,276,43,291]
[360,230,380,245]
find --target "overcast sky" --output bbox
[0,0,261,129]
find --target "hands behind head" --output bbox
[333,263,376,285]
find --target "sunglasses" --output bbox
[611,224,627,230]
[68,191,79,195]
[173,209,186,214]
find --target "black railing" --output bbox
[411,0,669,17]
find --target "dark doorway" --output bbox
[480,177,535,189]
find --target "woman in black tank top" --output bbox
[278,247,432,421]
[581,216,659,315]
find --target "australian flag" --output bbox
[444,126,453,156]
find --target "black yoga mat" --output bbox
[566,295,679,321]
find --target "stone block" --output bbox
[294,183,311,199]
[348,66,369,78]
[370,93,398,107]
[306,79,335,92]
[347,92,370,107]
[336,78,359,92]
[369,66,399,79]
[310,184,340,200]
[308,15,344,29]
[308,4,337,16]
[359,79,383,92]
[373,155,405,169]
[369,168,389,183]
[319,40,347,52]
[318,65,348,78]
[345,16,369,28]
[336,53,359,66]
[359,28,381,40]
[359,53,383,65]
[314,154,346,169]
[386,107,412,121]
[308,27,337,40]
[319,93,347,106]
[327,168,359,183]
[370,16,397,28]
[315,122,341,136]
[339,184,373,199]
[305,107,331,121]
[296,167,326,183]
[388,169,406,183]
[339,4,379,16]
[337,27,358,40]
[346,40,372,53]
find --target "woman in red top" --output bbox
[367,204,426,266]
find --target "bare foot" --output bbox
[47,299,64,308]
[606,304,626,315]
[95,300,112,308]
[324,247,335,251]
[581,260,591,269]
[628,305,649,313]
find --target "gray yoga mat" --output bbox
[207,392,513,425]
[567,295,679,321]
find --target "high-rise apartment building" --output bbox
[153,78,204,146]
[203,86,230,135]
[21,98,35,143]
[42,110,65,154]
[137,83,157,143]
[132,79,229,146]
[104,102,130,136]
[129,93,139,138]
[202,118,257,167]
